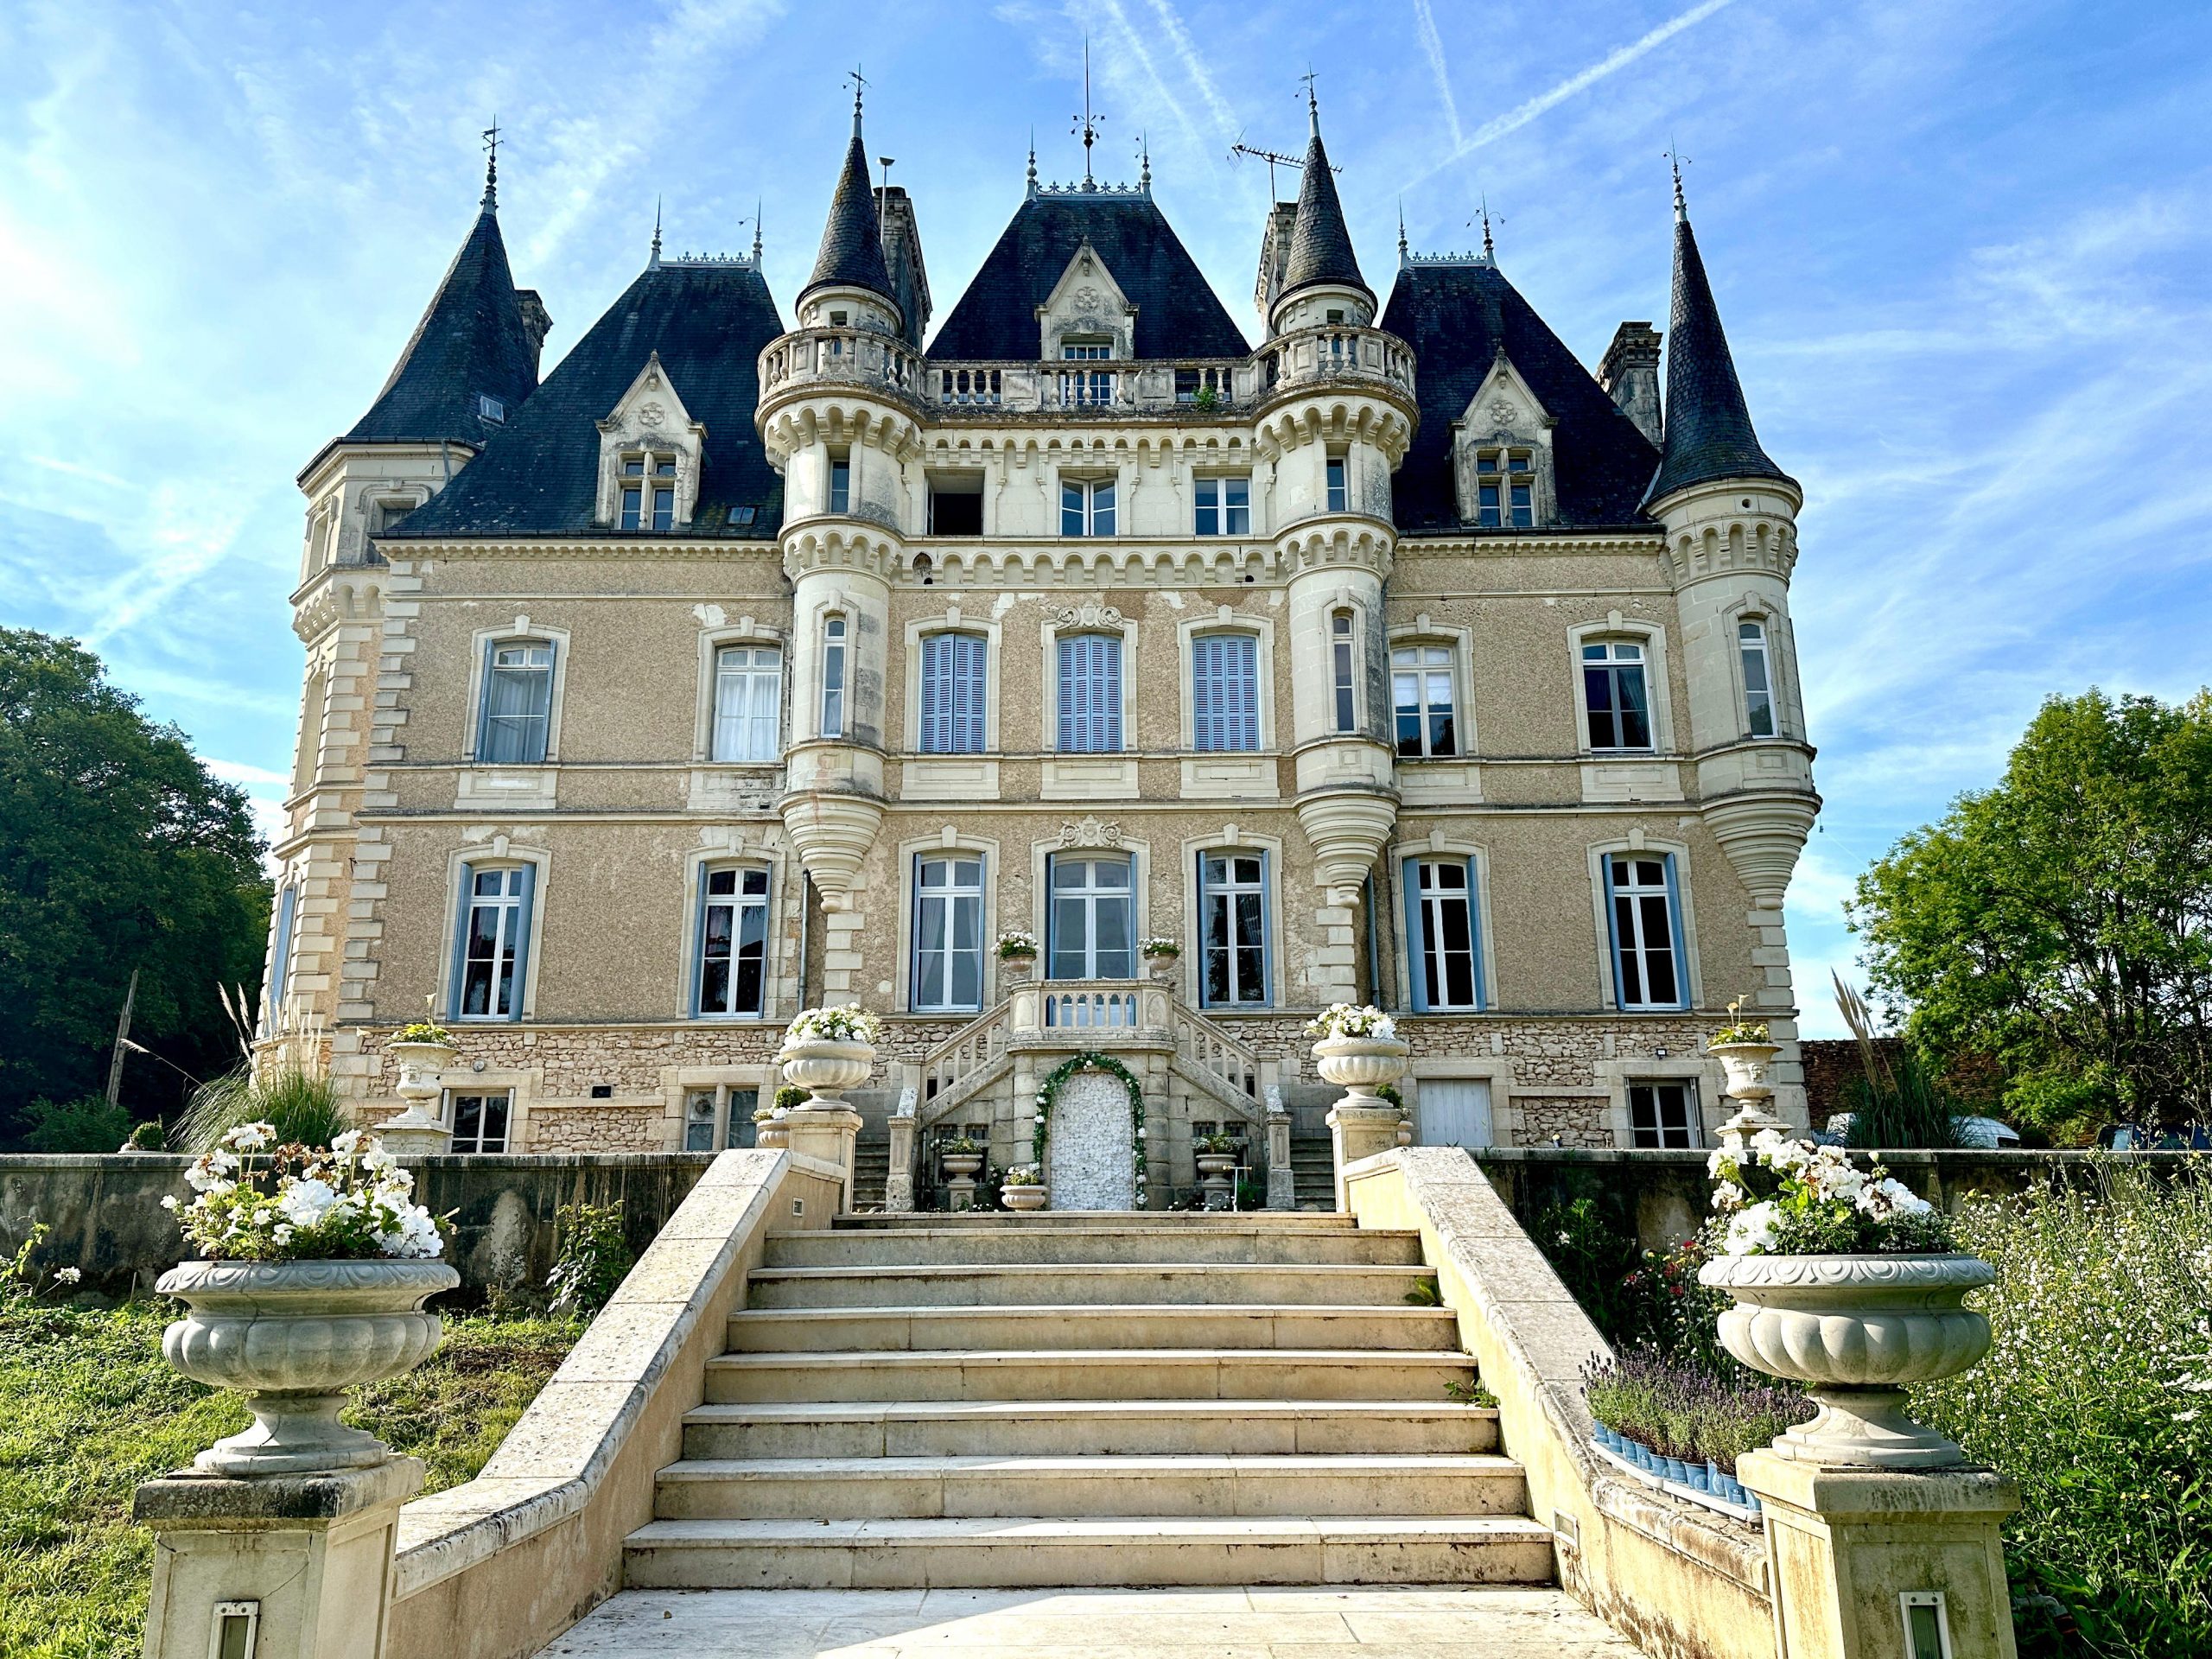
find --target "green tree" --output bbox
[1850,689,2212,1140]
[0,630,270,1145]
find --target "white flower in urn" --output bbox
[168,1121,446,1264]
[1305,1003,1398,1041]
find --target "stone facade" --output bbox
[265,103,1819,1195]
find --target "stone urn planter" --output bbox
[379,1038,456,1154]
[156,1257,460,1476]
[778,1036,874,1103]
[1195,1151,1238,1180]
[1709,1039,1786,1141]
[753,1112,790,1150]
[1001,952,1037,983]
[1313,1031,1410,1213]
[1002,1182,1048,1212]
[1698,1252,1995,1469]
[941,1151,984,1180]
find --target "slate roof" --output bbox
[344,197,541,447]
[1279,126,1369,303]
[1646,213,1791,503]
[929,189,1249,360]
[1380,260,1663,531]
[386,260,786,539]
[804,119,898,308]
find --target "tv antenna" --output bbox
[1228,131,1339,201]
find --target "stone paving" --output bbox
[537,1585,1649,1656]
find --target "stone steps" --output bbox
[742,1261,1436,1308]
[622,1514,1559,1590]
[704,1347,1478,1404]
[832,1211,1363,1230]
[652,1452,1529,1519]
[680,1399,1502,1459]
[765,1224,1423,1268]
[723,1304,1463,1353]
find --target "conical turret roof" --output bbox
[1647,203,1790,503]
[802,99,898,308]
[1278,105,1369,304]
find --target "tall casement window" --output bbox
[1474,448,1535,527]
[479,640,554,764]
[696,866,770,1017]
[684,1085,759,1151]
[818,614,849,739]
[918,632,987,754]
[1332,611,1359,734]
[1060,476,1116,536]
[1630,1081,1700,1148]
[711,645,782,763]
[1056,632,1123,753]
[1404,858,1484,1013]
[446,1090,512,1154]
[1325,452,1350,512]
[1582,640,1653,752]
[1193,475,1251,536]
[619,453,677,531]
[1392,644,1459,758]
[1048,855,1134,980]
[1198,851,1268,1007]
[912,855,985,1012]
[1738,620,1777,738]
[1605,853,1687,1011]
[827,450,851,514]
[266,884,298,1017]
[452,864,536,1021]
[1191,633,1261,753]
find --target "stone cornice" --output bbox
[379,537,784,562]
[1394,530,1665,560]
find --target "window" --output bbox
[684,1085,759,1152]
[913,855,985,1012]
[1629,1081,1700,1148]
[368,499,416,535]
[819,614,848,739]
[478,394,505,423]
[1583,640,1653,751]
[697,866,770,1016]
[1191,633,1260,753]
[1193,475,1250,537]
[1406,858,1483,1012]
[1059,340,1114,407]
[454,864,534,1020]
[1739,620,1777,738]
[1607,854,1685,1011]
[479,639,554,764]
[918,632,987,754]
[266,884,298,1017]
[1049,855,1135,980]
[620,453,677,531]
[1325,453,1349,512]
[1060,476,1116,536]
[1901,1593,1953,1659]
[1332,611,1358,734]
[1198,851,1268,1007]
[827,451,851,515]
[711,645,781,763]
[1062,338,1111,359]
[1474,448,1535,528]
[447,1090,511,1154]
[1391,644,1458,758]
[1056,632,1122,753]
[928,474,983,535]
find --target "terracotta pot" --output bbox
[157,1257,459,1476]
[1698,1251,1995,1469]
[778,1036,875,1099]
[1002,1183,1047,1211]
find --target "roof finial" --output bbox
[1300,67,1320,140]
[1666,140,1689,222]
[845,64,868,137]
[752,198,763,264]
[1071,37,1104,188]
[651,196,662,267]
[1138,131,1150,193]
[480,117,500,211]
[1027,127,1038,193]
[1480,195,1495,264]
[1397,197,1408,265]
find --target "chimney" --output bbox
[515,289,555,375]
[874,186,932,350]
[1599,321,1663,445]
[1253,201,1299,322]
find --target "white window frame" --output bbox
[1738,616,1778,739]
[709,642,783,764]
[478,639,556,765]
[444,1088,512,1154]
[1196,849,1270,1008]
[827,448,852,515]
[1046,852,1136,981]
[818,613,849,740]
[1391,640,1461,759]
[1325,449,1350,513]
[1568,618,1673,756]
[1581,639,1654,753]
[1059,474,1117,537]
[683,1083,760,1151]
[1193,474,1251,537]
[1331,608,1361,734]
[452,864,532,1021]
[465,622,569,766]
[912,852,987,1013]
[1604,850,1688,1013]
[696,863,772,1018]
[1628,1079,1701,1147]
[1473,446,1538,528]
[618,450,679,532]
[1405,856,1484,1013]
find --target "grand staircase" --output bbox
[621,1212,1556,1590]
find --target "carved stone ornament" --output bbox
[1052,603,1122,629]
[638,402,666,428]
[1487,398,1518,428]
[1073,285,1102,312]
[1058,817,1125,849]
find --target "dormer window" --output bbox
[620,454,677,531]
[478,394,505,423]
[1475,448,1535,528]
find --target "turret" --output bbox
[1265,92,1373,339]
[796,87,903,337]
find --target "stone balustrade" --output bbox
[757,326,928,408]
[1255,323,1418,410]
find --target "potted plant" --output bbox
[1306,1004,1408,1090]
[753,1094,793,1150]
[1707,997,1781,1102]
[1138,937,1181,980]
[382,1018,457,1141]
[1191,1129,1242,1177]
[996,931,1039,979]
[1001,1161,1047,1211]
[155,1123,457,1475]
[939,1135,985,1179]
[778,1005,881,1101]
[1696,1131,1992,1469]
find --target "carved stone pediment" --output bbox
[594,352,707,528]
[1058,816,1125,849]
[1450,352,1559,526]
[1037,239,1136,360]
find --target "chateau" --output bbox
[270,89,1818,1204]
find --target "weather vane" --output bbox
[1664,139,1692,217]
[1071,37,1104,187]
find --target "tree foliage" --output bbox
[1850,690,2212,1139]
[0,630,269,1145]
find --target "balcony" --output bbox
[929,359,1250,416]
[758,327,928,410]
[1255,324,1417,412]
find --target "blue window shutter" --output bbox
[1057,637,1077,751]
[1662,854,1688,1009]
[1230,636,1257,750]
[1103,636,1122,749]
[956,635,985,753]
[1601,855,1629,1009]
[1192,638,1217,750]
[692,865,712,1016]
[448,861,475,1020]
[919,635,943,752]
[1402,860,1429,1014]
[1258,848,1273,1004]
[507,863,537,1022]
[474,640,498,760]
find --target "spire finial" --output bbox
[1027,127,1038,193]
[651,196,662,266]
[1300,67,1320,139]
[1480,195,1495,264]
[1071,37,1104,188]
[1397,196,1408,264]
[480,117,500,211]
[1666,141,1689,221]
[845,64,868,137]
[1138,132,1150,193]
[753,197,763,264]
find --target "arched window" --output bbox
[1331,610,1358,734]
[819,613,849,740]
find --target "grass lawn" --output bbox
[0,1299,578,1659]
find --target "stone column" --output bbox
[137,1459,422,1659]
[884,1084,917,1213]
[1264,1090,1295,1211]
[1739,1454,2021,1659]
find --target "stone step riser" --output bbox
[620,1527,1556,1590]
[742,1265,1434,1309]
[653,1464,1529,1521]
[830,1213,1360,1230]
[680,1408,1500,1460]
[766,1230,1421,1268]
[722,1307,1462,1354]
[704,1354,1475,1405]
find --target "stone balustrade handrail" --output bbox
[758,326,928,407]
[1254,323,1417,410]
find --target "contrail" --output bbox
[1146,0,1240,145]
[1399,0,1739,194]
[1093,0,1209,159]
[1411,0,1463,150]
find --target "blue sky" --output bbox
[3,0,2209,1038]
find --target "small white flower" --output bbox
[160,1194,179,1211]
[278,1177,340,1228]
[54,1267,81,1285]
